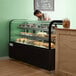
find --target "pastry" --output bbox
[39,42,44,46]
[20,38,25,43]
[21,32,33,36]
[25,32,32,35]
[51,43,55,48]
[51,34,56,38]
[43,42,55,48]
[36,32,48,37]
[24,38,28,41]
[33,41,40,46]
[21,32,25,35]
[43,43,48,47]
[16,38,28,43]
[28,40,33,44]
[16,38,20,42]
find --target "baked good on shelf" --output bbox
[43,43,48,47]
[27,40,33,44]
[39,42,44,46]
[51,34,56,38]
[36,32,48,37]
[20,38,25,42]
[21,32,33,36]
[16,38,20,42]
[34,41,47,48]
[28,33,33,36]
[24,38,28,42]
[16,38,28,43]
[19,38,25,43]
[43,42,55,48]
[51,43,55,48]
[21,32,25,35]
[33,41,40,46]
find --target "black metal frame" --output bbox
[49,20,63,49]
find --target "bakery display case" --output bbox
[9,19,63,71]
[10,20,54,49]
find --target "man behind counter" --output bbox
[34,10,55,48]
[34,10,51,21]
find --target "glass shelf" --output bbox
[10,19,55,49]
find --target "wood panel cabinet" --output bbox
[56,29,76,76]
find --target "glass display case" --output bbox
[9,19,63,71]
[10,20,51,49]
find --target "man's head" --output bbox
[34,10,43,18]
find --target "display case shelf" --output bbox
[20,34,49,41]
[18,27,48,32]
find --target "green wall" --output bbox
[0,0,35,57]
[0,0,76,57]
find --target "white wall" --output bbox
[42,0,76,28]
[42,0,66,20]
[65,0,76,28]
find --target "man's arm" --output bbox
[44,13,51,21]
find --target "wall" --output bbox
[42,0,66,20]
[43,0,76,28]
[0,0,35,57]
[65,0,76,28]
[0,0,75,57]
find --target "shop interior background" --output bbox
[0,0,75,57]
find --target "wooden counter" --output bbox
[55,28,76,76]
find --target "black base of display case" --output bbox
[9,42,55,71]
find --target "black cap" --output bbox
[34,10,41,15]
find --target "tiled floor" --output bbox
[0,59,55,76]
